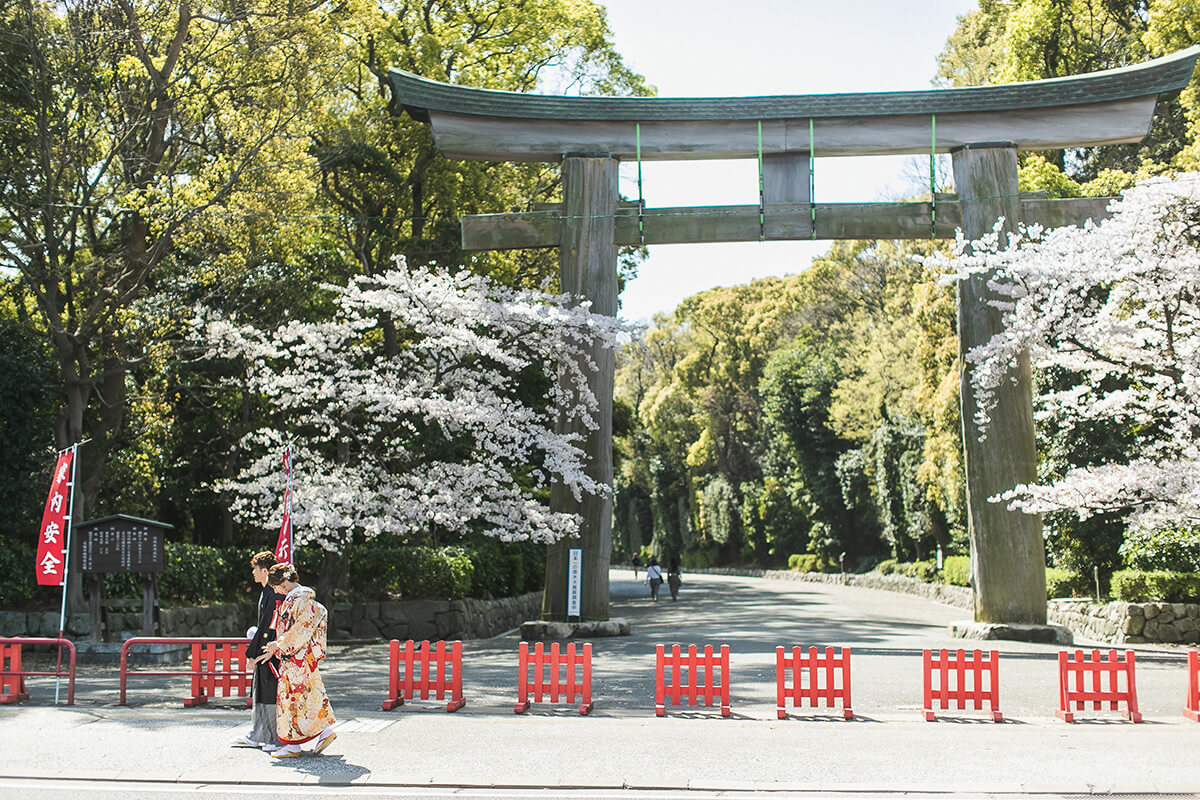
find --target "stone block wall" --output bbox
[329,592,542,641]
[1046,599,1200,645]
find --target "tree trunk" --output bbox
[951,143,1047,624]
[542,156,617,621]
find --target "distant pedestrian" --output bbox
[233,551,283,752]
[258,563,336,758]
[631,553,641,578]
[667,555,682,601]
[644,557,663,601]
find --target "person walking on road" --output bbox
[631,553,641,578]
[233,551,283,751]
[258,563,337,758]
[667,555,682,601]
[644,557,663,601]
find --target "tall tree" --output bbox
[0,0,357,608]
[936,0,1189,178]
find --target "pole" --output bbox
[54,442,79,705]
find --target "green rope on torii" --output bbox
[930,113,937,240]
[636,122,645,245]
[810,117,816,240]
[757,120,765,242]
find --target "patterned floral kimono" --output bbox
[274,585,335,744]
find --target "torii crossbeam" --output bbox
[388,46,1200,629]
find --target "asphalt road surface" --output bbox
[2,571,1198,798]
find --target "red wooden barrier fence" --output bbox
[119,637,251,707]
[382,639,465,712]
[1185,649,1200,721]
[775,646,852,719]
[922,648,1002,722]
[515,642,593,715]
[1056,648,1142,722]
[656,644,730,717]
[0,637,76,705]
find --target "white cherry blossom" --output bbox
[196,260,633,551]
[927,173,1200,527]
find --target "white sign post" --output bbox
[567,547,582,621]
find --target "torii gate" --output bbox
[388,46,1200,627]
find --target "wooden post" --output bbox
[542,155,618,621]
[951,143,1047,625]
[88,574,102,643]
[142,575,157,636]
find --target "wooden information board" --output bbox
[80,516,166,574]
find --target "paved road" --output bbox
[2,571,1198,797]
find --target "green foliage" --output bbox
[895,560,938,582]
[788,553,835,573]
[0,312,56,609]
[1120,526,1200,572]
[463,539,545,599]
[0,541,39,608]
[739,478,804,565]
[1045,567,1085,599]
[158,543,231,606]
[941,555,971,587]
[89,540,537,608]
[1018,154,1081,198]
[936,0,1188,179]
[1111,570,1200,603]
[761,340,858,560]
[699,475,740,548]
[876,558,898,575]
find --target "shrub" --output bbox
[1111,569,1200,603]
[895,560,937,582]
[1045,567,1082,599]
[346,543,473,600]
[80,540,538,608]
[465,539,545,599]
[158,543,230,605]
[0,541,38,608]
[940,555,971,587]
[1119,526,1200,572]
[788,553,835,573]
[876,559,898,575]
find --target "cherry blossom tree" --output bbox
[197,259,630,553]
[929,173,1200,529]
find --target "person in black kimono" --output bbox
[232,550,282,751]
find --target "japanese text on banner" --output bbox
[36,450,73,586]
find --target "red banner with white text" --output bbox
[274,447,293,565]
[36,450,74,586]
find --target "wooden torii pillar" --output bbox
[387,47,1200,625]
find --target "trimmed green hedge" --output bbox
[1045,567,1081,599]
[788,553,836,573]
[876,559,1087,600]
[941,555,971,587]
[96,540,545,606]
[1111,569,1200,603]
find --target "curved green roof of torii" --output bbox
[388,46,1200,162]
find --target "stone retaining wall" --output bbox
[0,591,543,643]
[329,592,542,641]
[1046,599,1200,645]
[678,566,1200,645]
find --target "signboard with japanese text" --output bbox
[567,547,582,618]
[79,515,168,574]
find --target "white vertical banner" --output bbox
[566,547,582,619]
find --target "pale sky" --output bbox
[600,0,979,322]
